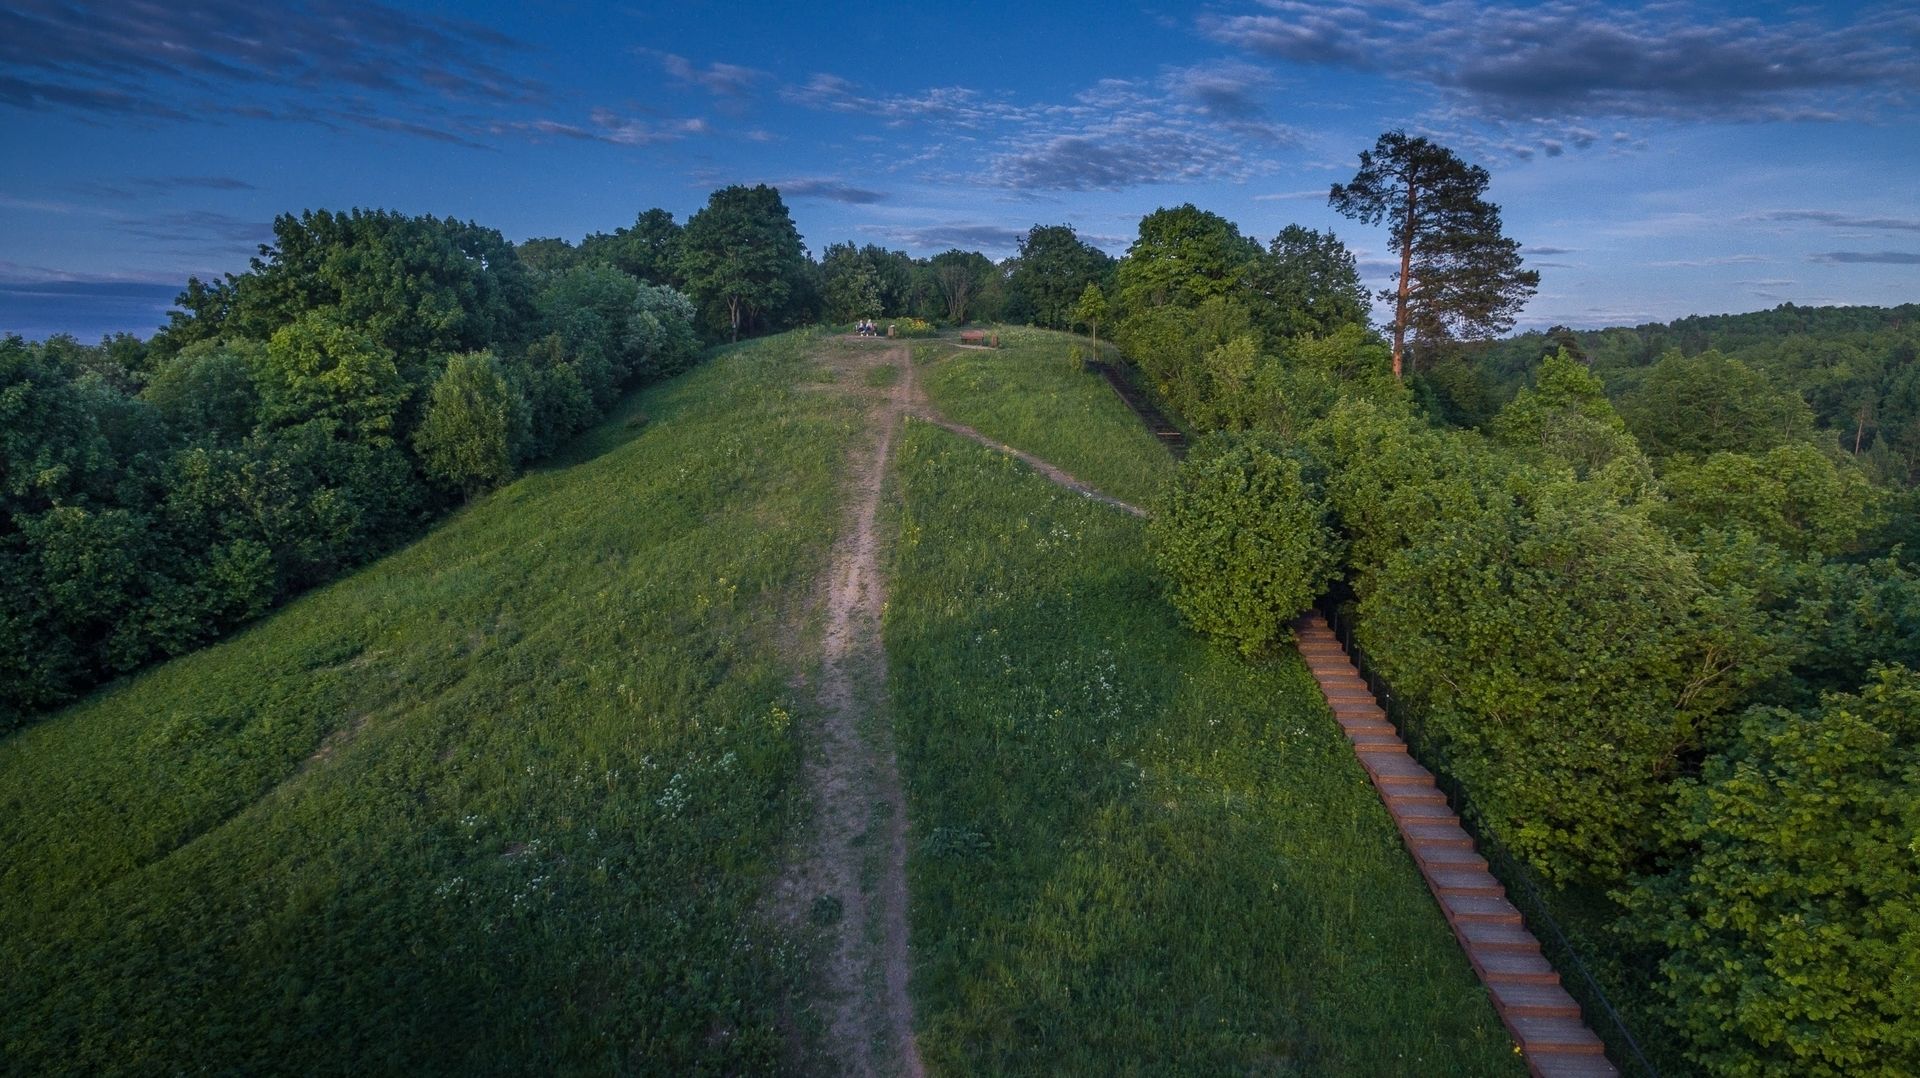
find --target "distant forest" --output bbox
[1449,303,1920,487]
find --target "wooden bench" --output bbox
[958,330,987,345]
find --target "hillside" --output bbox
[3,327,1519,1074]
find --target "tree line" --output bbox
[1135,133,1916,1075]
[2,209,699,727]
[522,203,1124,337]
[0,181,1143,727]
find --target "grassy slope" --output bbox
[0,331,853,1075]
[918,327,1171,508]
[885,427,1523,1074]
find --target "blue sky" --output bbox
[2,0,1916,340]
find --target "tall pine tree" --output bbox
[1331,131,1538,378]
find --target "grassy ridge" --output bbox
[919,328,1172,507]
[0,331,853,1074]
[885,423,1523,1075]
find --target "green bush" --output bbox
[1147,436,1341,655]
[414,351,530,496]
[1625,666,1920,1076]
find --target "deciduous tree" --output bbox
[1254,224,1371,339]
[1071,282,1109,355]
[929,249,992,324]
[678,185,807,342]
[1005,224,1114,328]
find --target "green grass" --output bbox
[884,424,1524,1076]
[0,329,857,1075]
[919,326,1174,507]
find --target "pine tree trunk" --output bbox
[1393,176,1416,379]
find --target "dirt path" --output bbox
[776,338,1148,1075]
[912,414,1147,518]
[779,340,925,1078]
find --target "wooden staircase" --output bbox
[1293,612,1618,1078]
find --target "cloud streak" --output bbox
[656,53,767,98]
[788,70,1283,192]
[1762,210,1920,233]
[779,179,889,204]
[857,222,1028,254]
[1810,251,1920,265]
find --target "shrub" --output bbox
[893,317,935,338]
[414,351,530,496]
[1625,666,1920,1076]
[1147,436,1341,655]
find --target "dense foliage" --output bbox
[1626,668,1920,1076]
[1466,304,1920,488]
[1115,131,1919,1074]
[2,208,698,728]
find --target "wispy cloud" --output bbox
[787,70,1281,192]
[857,222,1027,254]
[779,179,889,204]
[1206,2,1916,119]
[1648,254,1773,267]
[115,210,274,250]
[0,0,546,145]
[1809,251,1920,265]
[1761,210,1920,233]
[654,52,768,98]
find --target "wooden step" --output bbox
[1528,1051,1620,1077]
[1485,980,1581,1018]
[1359,753,1435,785]
[1382,786,1448,808]
[1425,866,1506,897]
[1350,734,1408,753]
[1471,948,1560,985]
[1455,918,1542,952]
[1385,797,1453,819]
[1440,892,1523,925]
[1412,842,1490,872]
[1400,821,1474,848]
[1507,1014,1606,1054]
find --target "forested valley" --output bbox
[4,130,1916,1076]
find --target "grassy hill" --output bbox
[1,330,858,1074]
[3,326,1520,1075]
[885,422,1517,1074]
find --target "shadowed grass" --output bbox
[885,422,1524,1076]
[920,327,1173,507]
[0,330,854,1075]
